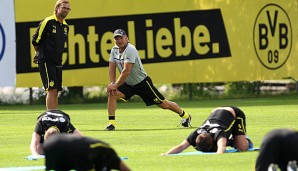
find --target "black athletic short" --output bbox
[230,106,247,136]
[38,62,63,91]
[118,76,165,106]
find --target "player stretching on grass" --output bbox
[105,29,191,131]
[162,106,253,154]
[30,109,82,156]
[44,134,131,171]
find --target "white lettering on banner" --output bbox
[0,1,16,86]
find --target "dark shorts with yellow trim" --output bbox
[208,107,247,137]
[207,109,236,137]
[118,76,165,106]
[38,62,63,91]
[230,106,247,136]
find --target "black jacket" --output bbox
[32,15,69,65]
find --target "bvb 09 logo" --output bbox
[253,4,292,70]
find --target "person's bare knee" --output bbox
[158,102,169,109]
[158,99,176,110]
[47,89,58,97]
[108,93,118,101]
[233,135,248,151]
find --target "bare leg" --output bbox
[46,89,58,110]
[108,91,125,115]
[105,91,126,130]
[233,135,249,151]
[107,93,117,116]
[157,99,183,114]
[157,100,191,127]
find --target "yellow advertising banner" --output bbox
[15,0,298,87]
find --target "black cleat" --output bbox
[181,115,192,127]
[105,124,115,131]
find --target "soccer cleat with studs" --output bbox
[181,115,192,127]
[267,163,280,171]
[105,124,115,131]
[287,160,298,171]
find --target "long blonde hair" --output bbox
[53,0,70,14]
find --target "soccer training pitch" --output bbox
[0,95,297,171]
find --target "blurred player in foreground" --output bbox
[162,106,253,155]
[105,28,191,131]
[255,128,298,171]
[44,134,131,171]
[30,109,82,156]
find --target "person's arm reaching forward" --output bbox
[30,132,43,155]
[162,140,191,155]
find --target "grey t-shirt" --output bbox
[109,43,147,85]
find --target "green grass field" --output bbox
[0,95,298,171]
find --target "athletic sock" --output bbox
[108,116,115,125]
[179,110,189,119]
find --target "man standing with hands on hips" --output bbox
[31,0,71,110]
[105,29,191,131]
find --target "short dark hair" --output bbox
[196,132,213,152]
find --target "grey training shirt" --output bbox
[109,43,147,85]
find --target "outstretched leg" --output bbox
[157,100,191,127]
